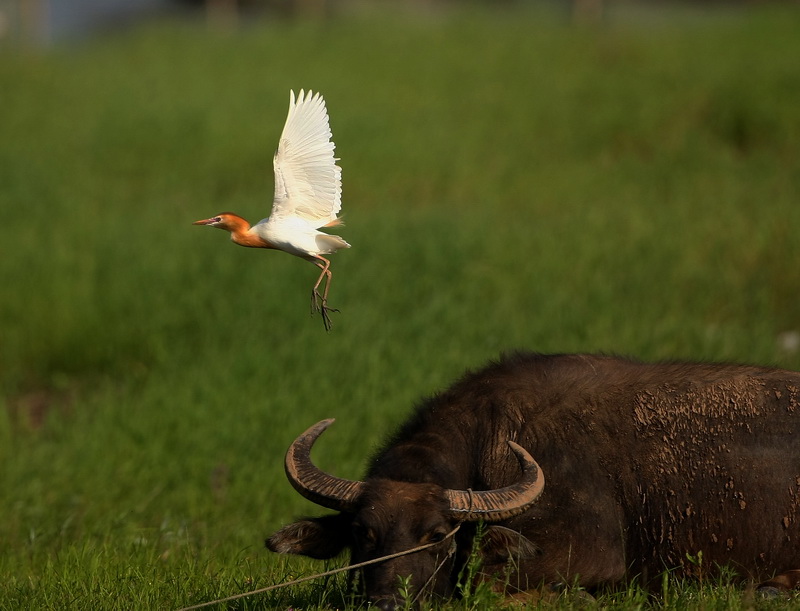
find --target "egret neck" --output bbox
[192,213,276,249]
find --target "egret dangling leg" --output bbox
[311,256,338,332]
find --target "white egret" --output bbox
[194,90,349,331]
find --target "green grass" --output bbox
[2,2,800,608]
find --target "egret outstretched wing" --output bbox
[271,90,342,226]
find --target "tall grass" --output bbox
[1,3,799,608]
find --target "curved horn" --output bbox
[284,419,365,512]
[444,440,544,522]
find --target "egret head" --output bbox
[192,212,246,231]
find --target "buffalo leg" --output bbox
[757,569,800,595]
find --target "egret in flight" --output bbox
[194,90,350,331]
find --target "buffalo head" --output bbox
[266,419,544,609]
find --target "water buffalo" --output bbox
[266,352,800,608]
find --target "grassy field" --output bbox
[2,2,800,608]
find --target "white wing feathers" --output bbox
[271,90,342,226]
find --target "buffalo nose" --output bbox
[372,596,401,611]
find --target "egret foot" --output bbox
[319,303,339,332]
[311,289,339,332]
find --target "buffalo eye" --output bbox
[427,531,447,544]
[353,522,376,545]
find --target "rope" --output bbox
[176,523,462,611]
[410,537,458,606]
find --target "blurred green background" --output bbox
[1,1,799,608]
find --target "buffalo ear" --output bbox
[480,525,539,565]
[266,514,352,560]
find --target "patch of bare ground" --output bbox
[6,386,77,430]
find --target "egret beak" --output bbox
[193,218,216,225]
